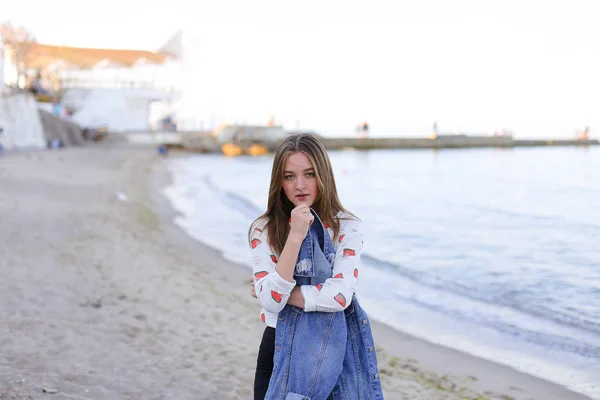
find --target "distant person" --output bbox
[361,121,369,137]
[52,100,63,117]
[431,121,439,139]
[157,144,168,156]
[578,126,590,140]
[247,134,383,399]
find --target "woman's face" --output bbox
[282,152,319,207]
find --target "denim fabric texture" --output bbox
[265,210,384,400]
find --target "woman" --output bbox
[248,133,383,400]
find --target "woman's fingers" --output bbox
[249,276,257,298]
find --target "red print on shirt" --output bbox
[251,239,261,249]
[354,268,359,278]
[338,234,345,243]
[270,255,278,263]
[334,293,347,307]
[343,248,355,257]
[316,283,323,291]
[254,271,268,280]
[271,290,282,303]
[260,313,266,323]
[334,273,343,279]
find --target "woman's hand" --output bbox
[249,276,257,298]
[287,286,305,308]
[289,204,314,242]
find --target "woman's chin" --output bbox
[292,198,313,207]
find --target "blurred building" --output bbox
[0,32,184,133]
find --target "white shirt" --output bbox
[250,212,363,328]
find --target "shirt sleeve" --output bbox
[300,218,363,313]
[250,226,296,314]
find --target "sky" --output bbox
[3,0,599,138]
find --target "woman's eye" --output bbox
[284,175,294,180]
[306,172,315,177]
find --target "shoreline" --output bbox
[151,149,594,400]
[0,145,593,400]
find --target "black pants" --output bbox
[254,326,276,400]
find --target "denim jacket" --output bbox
[265,210,384,400]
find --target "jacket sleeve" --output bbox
[300,218,363,312]
[250,226,296,314]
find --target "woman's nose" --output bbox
[296,176,306,190]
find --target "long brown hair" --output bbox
[248,133,355,255]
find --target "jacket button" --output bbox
[374,373,379,379]
[362,319,368,325]
[368,346,374,352]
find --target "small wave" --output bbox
[362,253,600,337]
[391,291,600,359]
[201,175,263,220]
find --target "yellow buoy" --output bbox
[221,143,243,157]
[246,143,269,156]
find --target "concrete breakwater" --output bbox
[121,131,599,154]
[177,133,599,153]
[318,136,599,150]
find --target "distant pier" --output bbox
[317,136,599,150]
[123,129,599,155]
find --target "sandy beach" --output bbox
[0,145,593,400]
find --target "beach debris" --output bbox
[116,191,129,202]
[42,388,58,394]
[157,144,168,156]
[49,139,63,150]
[79,299,102,308]
[133,313,147,321]
[90,299,102,308]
